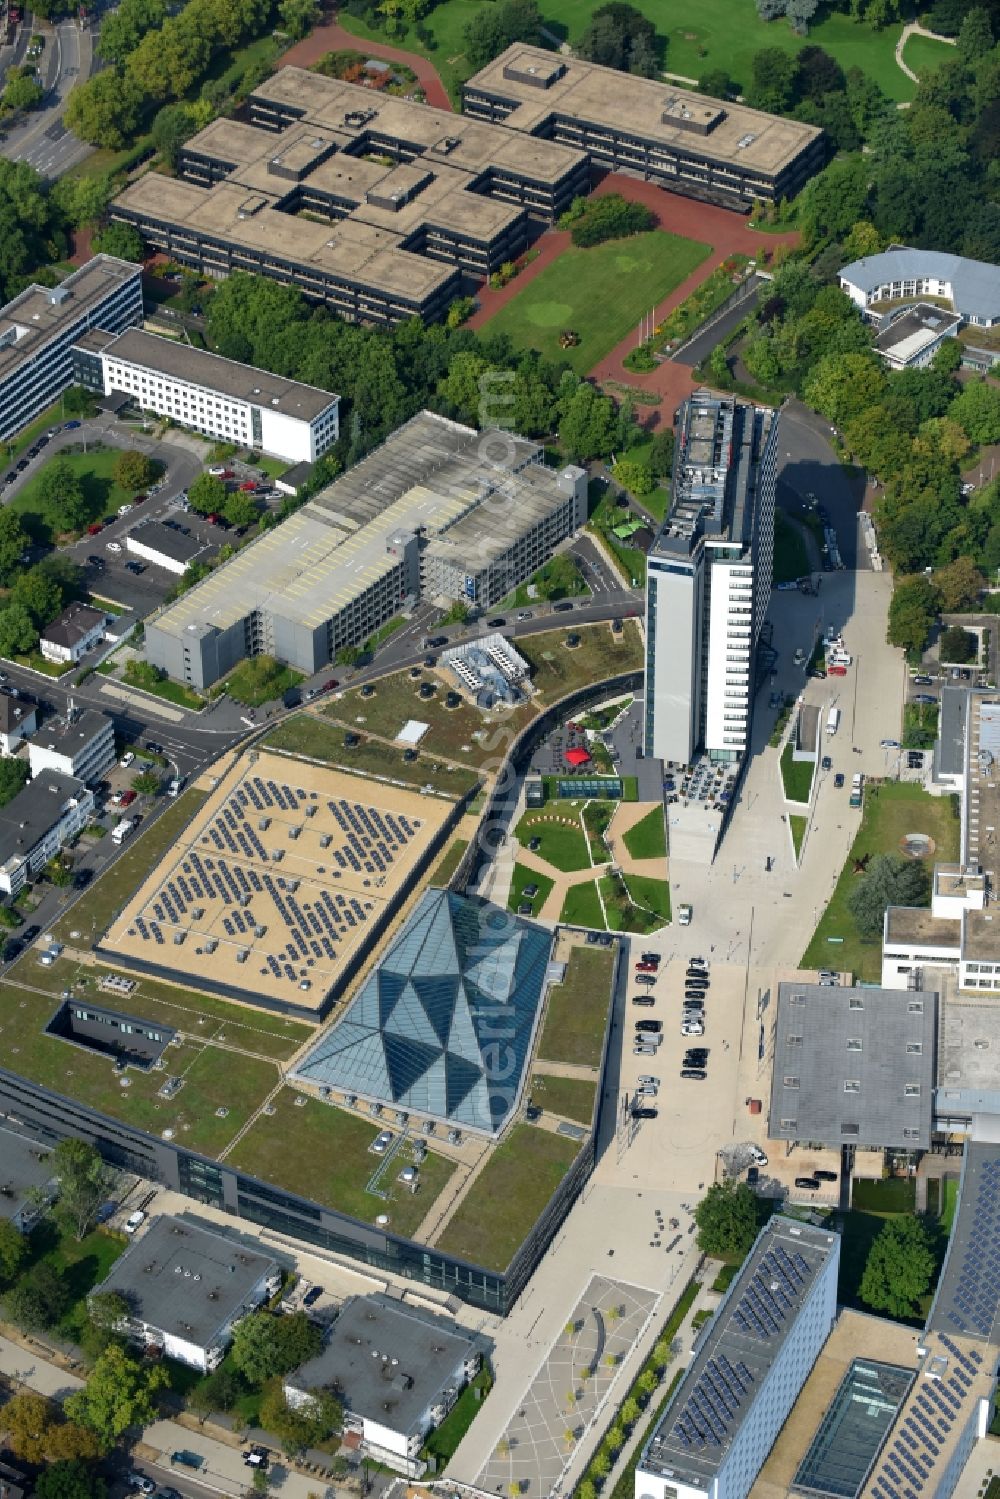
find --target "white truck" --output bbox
[678,903,693,926]
[826,706,841,736]
[111,819,134,846]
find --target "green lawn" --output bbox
[773,511,811,585]
[327,672,536,770]
[32,1223,126,1344]
[430,837,468,885]
[10,448,162,546]
[421,1369,492,1465]
[222,658,304,707]
[496,556,590,611]
[837,1178,943,1320]
[515,811,591,872]
[582,799,615,863]
[540,0,916,101]
[121,661,204,710]
[790,814,807,859]
[529,1071,598,1126]
[600,870,670,933]
[901,32,956,76]
[507,862,555,917]
[559,878,606,929]
[801,783,961,980]
[336,2,482,104]
[940,1175,959,1233]
[851,1177,915,1214]
[537,945,615,1067]
[481,232,710,374]
[622,807,666,862]
[264,714,481,800]
[780,743,815,804]
[436,1125,582,1272]
[52,789,208,945]
[228,1088,456,1238]
[517,622,645,706]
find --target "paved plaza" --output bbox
[474,1274,659,1499]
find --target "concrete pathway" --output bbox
[895,20,955,82]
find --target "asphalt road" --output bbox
[0,14,93,176]
[775,399,866,571]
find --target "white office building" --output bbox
[0,256,143,443]
[636,1217,840,1499]
[643,392,778,766]
[90,1215,282,1373]
[0,772,95,895]
[81,327,339,464]
[27,708,116,786]
[839,247,1000,328]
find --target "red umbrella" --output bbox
[564,746,591,766]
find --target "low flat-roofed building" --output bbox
[464,45,825,210]
[839,246,1000,327]
[928,1138,1000,1344]
[126,519,213,575]
[284,1292,485,1469]
[27,707,115,785]
[874,303,963,370]
[90,1214,281,1371]
[934,685,969,789]
[935,1000,1000,1130]
[111,69,589,327]
[78,327,340,464]
[0,1126,58,1232]
[0,770,94,895]
[0,694,37,757]
[768,981,937,1151]
[39,602,108,665]
[144,411,586,689]
[636,1216,840,1499]
[0,256,143,443]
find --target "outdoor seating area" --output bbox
[663,757,740,812]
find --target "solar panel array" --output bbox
[124,774,422,991]
[870,1338,983,1499]
[942,1156,1000,1339]
[730,1243,809,1342]
[669,1355,755,1453]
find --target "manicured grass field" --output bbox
[780,743,815,804]
[622,806,666,862]
[540,0,915,101]
[773,510,811,585]
[52,788,208,945]
[801,783,961,980]
[790,814,807,859]
[228,1088,456,1237]
[600,870,670,933]
[515,811,591,872]
[11,448,162,546]
[264,713,481,800]
[537,946,615,1067]
[530,1071,598,1125]
[559,877,606,929]
[507,862,555,918]
[482,232,710,374]
[901,32,956,76]
[518,622,645,706]
[431,837,468,885]
[435,1124,582,1271]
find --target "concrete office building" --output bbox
[464,46,825,211]
[73,327,340,464]
[110,69,590,327]
[91,1214,281,1372]
[874,303,963,370]
[0,256,143,443]
[27,708,116,787]
[0,696,37,758]
[768,980,937,1153]
[643,392,778,766]
[0,771,94,895]
[0,1127,58,1234]
[284,1293,484,1471]
[144,411,586,690]
[636,1216,839,1499]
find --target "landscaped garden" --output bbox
[481,231,710,374]
[536,946,615,1067]
[222,654,304,707]
[559,878,606,930]
[507,862,555,918]
[801,783,961,980]
[514,811,591,872]
[622,806,666,862]
[780,743,815,804]
[600,869,670,933]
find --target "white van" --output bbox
[826,707,840,736]
[112,819,133,846]
[167,776,184,798]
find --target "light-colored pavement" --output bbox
[2,16,93,176]
[895,20,955,82]
[0,1331,84,1400]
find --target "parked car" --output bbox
[208,465,234,477]
[834,773,845,788]
[487,617,505,627]
[22,926,40,944]
[747,1166,760,1187]
[794,1176,821,1190]
[323,679,339,691]
[302,1285,323,1308]
[117,503,133,516]
[814,1168,838,1182]
[552,600,573,612]
[516,610,533,620]
[120,751,135,768]
[632,995,655,1007]
[631,1106,658,1119]
[748,1144,768,1166]
[88,555,105,570]
[680,1069,707,1080]
[119,790,137,808]
[106,540,122,553]
[641,952,660,965]
[635,1019,662,1033]
[913,675,933,686]
[680,1022,704,1036]
[912,693,937,704]
[126,1476,154,1493]
[821,755,832,771]
[123,1209,146,1235]
[64,420,81,430]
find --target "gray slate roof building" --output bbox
[839,246,1000,325]
[40,602,106,651]
[285,1292,482,1441]
[937,685,970,783]
[768,981,937,1149]
[927,1139,1000,1344]
[126,519,212,567]
[293,888,554,1135]
[91,1215,280,1353]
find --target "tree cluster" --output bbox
[860,1215,939,1318]
[2,1392,101,1466]
[570,194,657,248]
[65,1343,169,1447]
[693,1180,760,1259]
[230,1310,324,1384]
[576,3,661,76]
[848,854,931,941]
[0,159,66,304]
[0,553,86,662]
[463,0,541,69]
[755,0,819,37]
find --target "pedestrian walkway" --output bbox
[895,20,955,82]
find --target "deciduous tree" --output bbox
[0,1218,28,1284]
[35,1460,106,1499]
[51,1137,110,1242]
[693,1181,758,1259]
[860,1215,937,1317]
[0,508,29,587]
[65,1344,169,1447]
[934,556,985,612]
[230,1311,322,1386]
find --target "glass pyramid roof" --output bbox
[293,889,553,1133]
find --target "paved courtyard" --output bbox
[474,1274,659,1499]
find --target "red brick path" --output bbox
[278,14,453,110]
[68,224,94,267]
[472,175,800,428]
